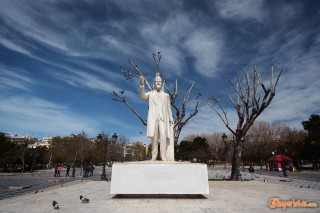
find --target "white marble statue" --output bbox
[140,73,175,161]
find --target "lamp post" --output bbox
[222,133,228,169]
[97,133,118,181]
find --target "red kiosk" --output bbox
[266,155,293,171]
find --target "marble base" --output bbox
[110,161,209,195]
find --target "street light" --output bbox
[97,133,118,181]
[222,133,228,169]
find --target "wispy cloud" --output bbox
[0,96,98,138]
[0,65,34,91]
[180,104,240,140]
[0,37,32,56]
[184,29,224,78]
[50,68,112,90]
[215,0,265,22]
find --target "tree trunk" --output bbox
[231,140,242,180]
[174,129,181,146]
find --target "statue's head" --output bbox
[154,72,163,91]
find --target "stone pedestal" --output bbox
[110,161,209,195]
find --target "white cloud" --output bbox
[0,1,73,53]
[139,12,195,77]
[179,104,239,141]
[215,0,265,22]
[0,96,98,138]
[49,67,139,104]
[0,66,34,91]
[0,37,32,56]
[51,69,114,91]
[184,30,224,78]
[140,12,225,78]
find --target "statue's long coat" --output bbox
[140,86,174,160]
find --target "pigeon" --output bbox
[52,200,59,209]
[34,190,38,194]
[264,178,268,182]
[119,90,124,94]
[80,195,90,203]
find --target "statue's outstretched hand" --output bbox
[140,76,145,86]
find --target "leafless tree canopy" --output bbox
[207,65,282,180]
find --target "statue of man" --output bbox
[140,73,174,161]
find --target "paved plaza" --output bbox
[0,165,319,212]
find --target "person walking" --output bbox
[71,164,76,177]
[65,164,70,177]
[54,165,58,177]
[281,162,288,177]
[249,165,255,180]
[90,164,95,176]
[83,162,89,178]
[57,164,62,177]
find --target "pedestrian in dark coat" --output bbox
[249,165,255,180]
[65,164,70,177]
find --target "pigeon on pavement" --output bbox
[52,200,59,209]
[80,195,90,203]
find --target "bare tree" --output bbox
[207,65,282,180]
[112,52,200,146]
[132,142,147,161]
[76,131,93,177]
[244,121,286,168]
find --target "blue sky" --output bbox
[0,0,319,143]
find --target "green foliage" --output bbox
[177,140,192,161]
[301,114,320,160]
[176,137,210,163]
[0,133,18,170]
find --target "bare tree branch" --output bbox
[225,75,245,104]
[227,92,237,109]
[112,91,147,125]
[181,81,195,119]
[152,52,162,75]
[120,66,140,80]
[127,59,152,91]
